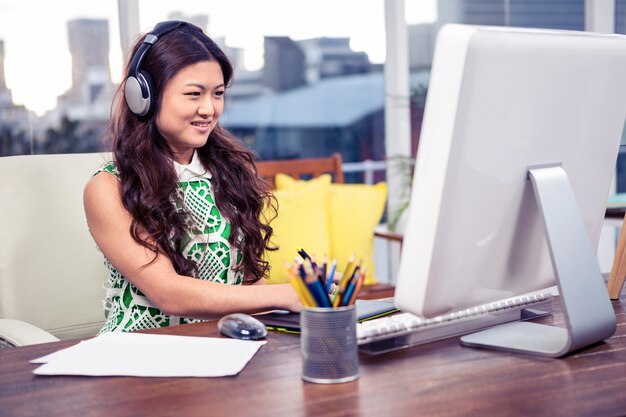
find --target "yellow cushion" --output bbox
[262,175,331,284]
[328,182,387,285]
[275,173,387,285]
[275,173,331,190]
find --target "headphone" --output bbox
[124,21,188,117]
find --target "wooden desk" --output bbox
[2,289,626,417]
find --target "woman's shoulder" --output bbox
[86,162,121,201]
[84,164,124,218]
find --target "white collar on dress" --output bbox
[172,150,213,182]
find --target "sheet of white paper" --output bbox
[31,332,219,364]
[32,332,266,377]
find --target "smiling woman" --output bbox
[83,21,302,334]
[156,61,225,164]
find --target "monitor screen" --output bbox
[394,24,626,320]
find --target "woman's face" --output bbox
[156,60,225,164]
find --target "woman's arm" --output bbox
[83,172,301,318]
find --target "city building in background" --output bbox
[262,36,307,92]
[298,37,375,83]
[224,0,613,178]
[65,19,112,106]
[0,41,11,106]
[436,0,584,29]
[43,18,116,154]
[0,0,625,189]
[619,1,626,33]
[0,39,31,155]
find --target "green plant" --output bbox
[386,155,414,232]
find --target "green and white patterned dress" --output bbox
[97,151,244,334]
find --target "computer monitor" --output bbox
[394,24,626,356]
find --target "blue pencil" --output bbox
[326,259,337,293]
[300,261,331,307]
[340,266,360,306]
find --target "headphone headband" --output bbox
[149,20,188,38]
[125,21,188,117]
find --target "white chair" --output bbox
[0,152,111,347]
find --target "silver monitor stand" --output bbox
[460,165,617,357]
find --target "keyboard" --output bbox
[357,291,554,355]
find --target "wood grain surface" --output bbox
[1,286,625,417]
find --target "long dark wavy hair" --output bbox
[105,22,276,284]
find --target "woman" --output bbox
[84,21,301,333]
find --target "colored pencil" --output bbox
[326,259,337,293]
[302,259,332,308]
[289,250,364,309]
[332,255,356,307]
[297,247,311,261]
[348,268,366,306]
[290,276,316,307]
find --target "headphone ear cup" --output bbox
[124,70,155,117]
[125,21,188,118]
[139,70,156,115]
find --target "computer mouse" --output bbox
[218,313,268,340]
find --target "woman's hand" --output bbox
[281,283,303,312]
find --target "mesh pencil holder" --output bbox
[300,305,360,384]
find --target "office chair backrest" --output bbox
[0,153,111,340]
[256,153,345,189]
